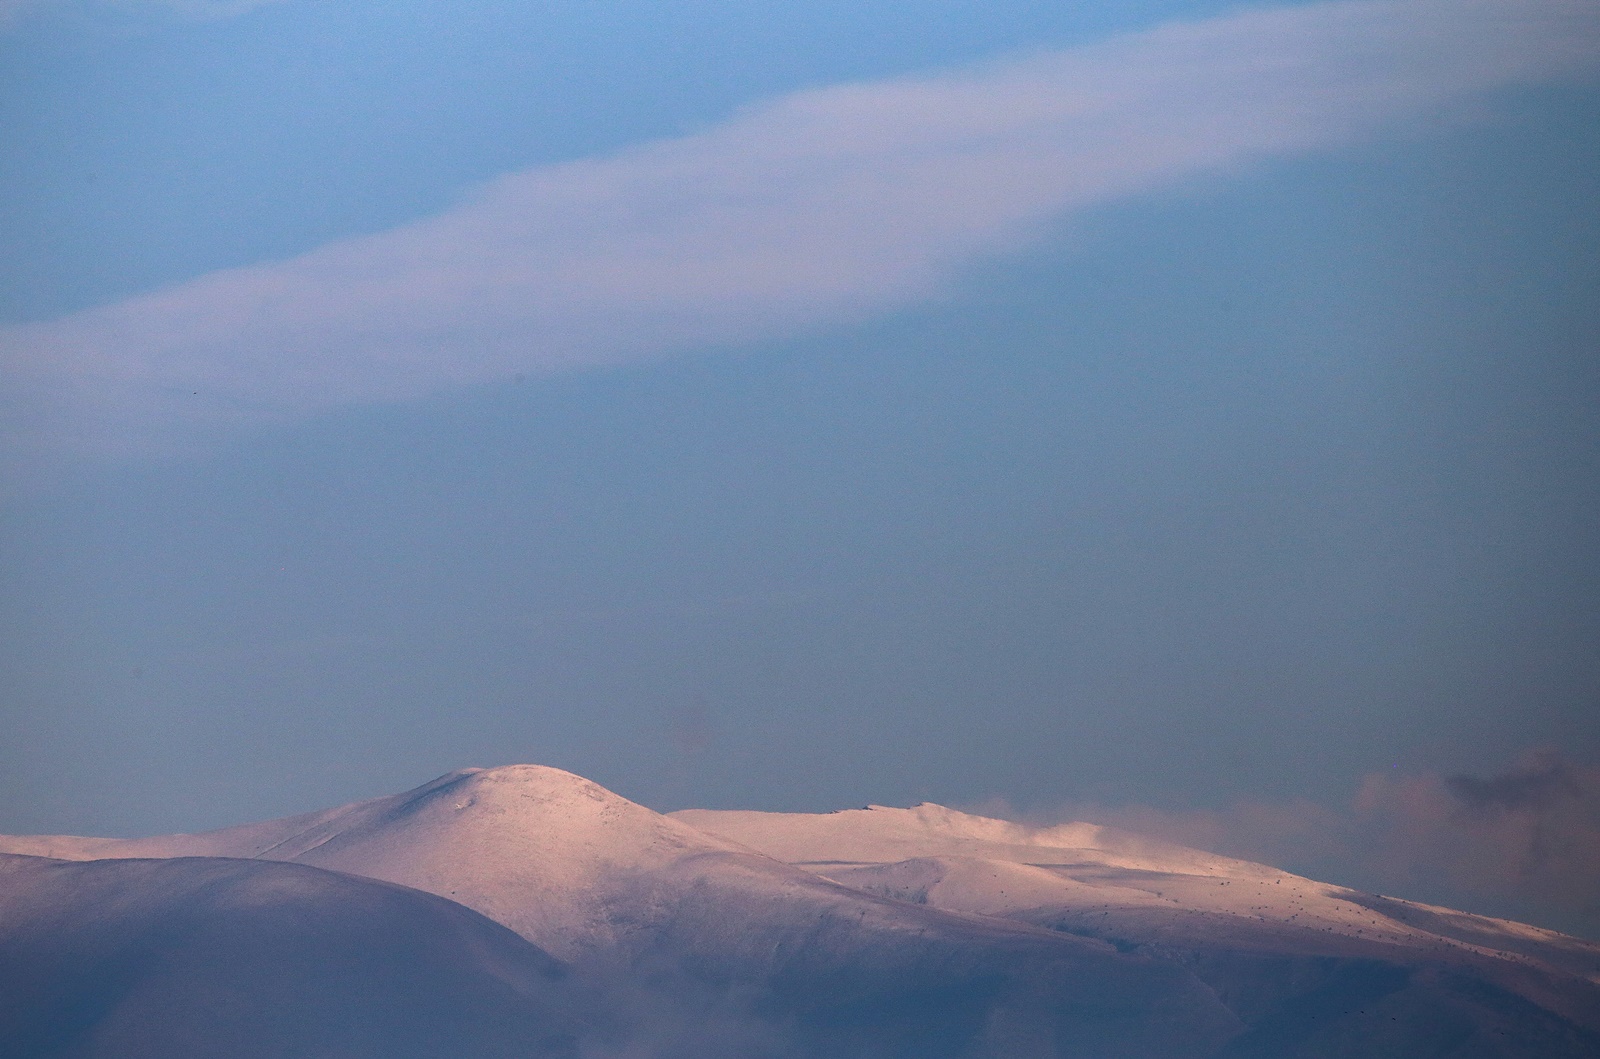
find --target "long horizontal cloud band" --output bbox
[5,0,1598,449]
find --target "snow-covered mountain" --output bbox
[0,767,1241,1057]
[3,765,1597,1057]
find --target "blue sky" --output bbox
[2,0,1598,933]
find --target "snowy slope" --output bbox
[672,802,1600,969]
[0,851,585,1059]
[675,802,1600,1034]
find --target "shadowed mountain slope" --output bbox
[0,852,584,1059]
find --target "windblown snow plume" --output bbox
[1003,750,1600,939]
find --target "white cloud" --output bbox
[5,0,1599,451]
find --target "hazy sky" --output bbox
[2,0,1597,931]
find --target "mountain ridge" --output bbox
[3,763,1597,1058]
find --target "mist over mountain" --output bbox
[3,765,1597,1057]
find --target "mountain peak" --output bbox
[392,764,635,815]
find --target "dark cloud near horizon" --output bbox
[1359,750,1600,926]
[1444,747,1586,812]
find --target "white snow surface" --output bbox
[672,802,1600,978]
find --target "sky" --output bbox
[1,0,1598,934]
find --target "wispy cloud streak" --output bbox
[5,0,1598,450]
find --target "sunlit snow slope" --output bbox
[676,802,1600,1032]
[674,802,1594,960]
